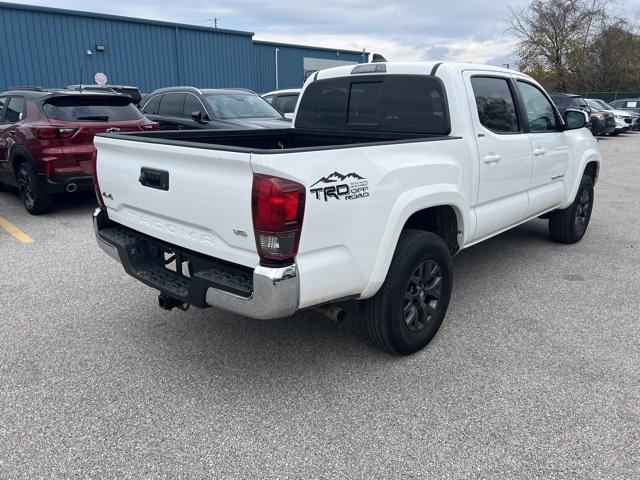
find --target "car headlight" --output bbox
[592,113,605,120]
[615,115,622,120]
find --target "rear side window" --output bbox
[274,94,298,114]
[551,95,568,107]
[296,75,450,134]
[570,97,588,108]
[470,77,519,133]
[43,96,143,121]
[142,95,161,115]
[158,93,186,117]
[183,94,203,116]
[4,98,25,123]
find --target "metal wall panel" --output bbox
[252,42,366,93]
[0,2,367,94]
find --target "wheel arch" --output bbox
[9,146,35,175]
[561,150,601,210]
[360,186,470,299]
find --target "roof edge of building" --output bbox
[0,1,255,37]
[253,39,368,56]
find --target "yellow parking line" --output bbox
[0,216,34,244]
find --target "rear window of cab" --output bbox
[42,96,144,122]
[295,75,450,135]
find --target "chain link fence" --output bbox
[579,92,640,101]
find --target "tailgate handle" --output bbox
[139,168,169,191]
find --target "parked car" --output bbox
[67,84,143,104]
[262,89,301,119]
[584,99,632,134]
[586,108,616,136]
[588,98,640,131]
[0,87,158,214]
[139,87,290,130]
[550,93,591,116]
[92,62,600,355]
[609,98,640,116]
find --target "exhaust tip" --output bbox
[315,305,347,323]
[66,183,77,193]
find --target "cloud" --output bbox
[8,0,640,70]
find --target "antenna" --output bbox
[79,67,83,90]
[204,18,218,29]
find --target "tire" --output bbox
[16,161,54,215]
[548,174,594,244]
[362,230,453,355]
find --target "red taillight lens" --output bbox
[31,127,78,139]
[252,174,305,262]
[91,149,105,209]
[31,127,58,139]
[141,122,160,131]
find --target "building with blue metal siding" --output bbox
[0,2,367,93]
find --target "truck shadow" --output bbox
[146,218,555,377]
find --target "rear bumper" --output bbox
[40,172,93,194]
[93,208,298,319]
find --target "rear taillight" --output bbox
[31,127,78,139]
[141,122,160,131]
[91,149,105,209]
[252,174,305,262]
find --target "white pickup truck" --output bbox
[93,62,601,355]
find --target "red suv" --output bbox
[0,88,158,214]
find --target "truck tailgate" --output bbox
[94,136,259,267]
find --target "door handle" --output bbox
[533,147,546,156]
[483,153,502,164]
[8,129,17,136]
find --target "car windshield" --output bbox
[585,99,603,111]
[43,96,143,121]
[205,93,282,120]
[594,99,615,110]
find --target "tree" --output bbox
[507,0,607,91]
[582,20,640,92]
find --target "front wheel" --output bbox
[548,174,594,244]
[362,230,453,355]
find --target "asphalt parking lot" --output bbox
[1,133,639,479]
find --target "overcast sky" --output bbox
[10,0,640,67]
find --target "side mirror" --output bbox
[564,109,587,130]
[191,110,205,123]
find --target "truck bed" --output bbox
[98,128,454,154]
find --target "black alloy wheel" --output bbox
[402,260,443,333]
[17,164,35,211]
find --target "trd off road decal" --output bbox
[309,171,369,202]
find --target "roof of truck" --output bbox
[314,61,520,81]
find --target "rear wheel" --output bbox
[16,162,54,215]
[362,230,453,355]
[549,174,594,244]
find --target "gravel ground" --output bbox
[1,133,639,479]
